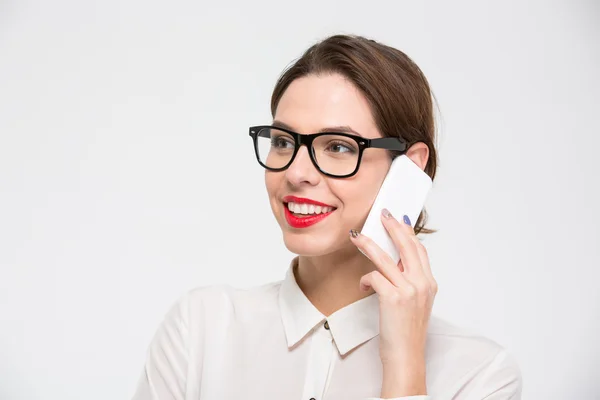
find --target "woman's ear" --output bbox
[406,142,429,171]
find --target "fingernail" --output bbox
[381,208,392,219]
[403,215,412,226]
[349,229,360,238]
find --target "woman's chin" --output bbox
[282,232,344,257]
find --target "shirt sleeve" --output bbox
[131,293,192,400]
[466,348,523,400]
[365,348,521,400]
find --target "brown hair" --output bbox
[270,34,439,235]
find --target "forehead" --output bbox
[274,73,381,139]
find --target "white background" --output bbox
[1,1,598,399]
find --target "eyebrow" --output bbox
[272,120,363,137]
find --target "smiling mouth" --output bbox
[281,195,337,228]
[282,201,337,229]
[284,201,336,217]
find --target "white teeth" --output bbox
[286,202,334,215]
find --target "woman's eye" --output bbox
[272,136,294,148]
[327,141,355,154]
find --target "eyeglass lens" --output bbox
[256,127,359,176]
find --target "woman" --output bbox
[132,34,522,400]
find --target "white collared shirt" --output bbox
[132,258,522,400]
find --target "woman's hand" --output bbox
[350,208,438,397]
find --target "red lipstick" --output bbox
[282,196,336,229]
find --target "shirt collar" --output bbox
[278,257,380,356]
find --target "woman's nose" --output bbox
[284,145,320,186]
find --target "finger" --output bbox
[350,229,412,291]
[411,236,438,294]
[380,209,423,275]
[359,270,396,296]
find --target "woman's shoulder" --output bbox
[185,278,282,303]
[174,278,284,321]
[426,315,522,393]
[427,315,513,353]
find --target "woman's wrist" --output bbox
[380,356,427,397]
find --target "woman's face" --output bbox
[265,73,393,257]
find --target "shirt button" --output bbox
[324,320,330,330]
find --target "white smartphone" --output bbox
[359,154,432,264]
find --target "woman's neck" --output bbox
[294,247,377,317]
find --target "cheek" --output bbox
[265,172,282,206]
[331,161,390,221]
[331,180,380,220]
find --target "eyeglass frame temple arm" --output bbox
[367,137,408,152]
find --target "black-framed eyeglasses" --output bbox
[249,125,409,178]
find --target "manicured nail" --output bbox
[349,229,360,238]
[403,215,411,226]
[381,208,392,219]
